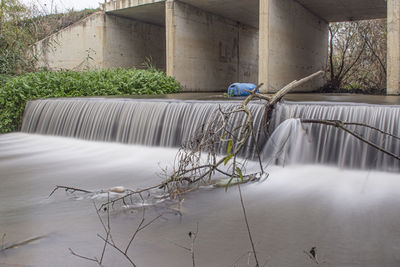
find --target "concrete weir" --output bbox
[35,0,398,94]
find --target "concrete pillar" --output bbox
[387,0,400,95]
[166,0,176,78]
[259,0,269,93]
[258,0,328,93]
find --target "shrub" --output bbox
[0,68,182,133]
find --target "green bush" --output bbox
[0,68,182,133]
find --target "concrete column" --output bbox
[387,0,400,95]
[165,0,176,78]
[258,0,328,93]
[259,0,270,93]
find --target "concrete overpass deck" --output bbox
[104,0,386,25]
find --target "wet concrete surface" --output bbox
[106,92,400,105]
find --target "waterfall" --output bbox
[21,98,400,171]
[21,98,267,159]
[269,101,400,171]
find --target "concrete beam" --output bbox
[105,1,165,26]
[179,0,259,28]
[104,0,165,12]
[296,0,386,22]
[387,0,400,95]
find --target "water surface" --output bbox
[1,133,399,266]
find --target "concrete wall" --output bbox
[35,12,105,70]
[166,0,258,91]
[259,0,328,93]
[103,15,166,70]
[34,12,165,71]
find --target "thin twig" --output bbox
[341,122,400,141]
[0,235,47,253]
[191,223,199,267]
[301,119,400,161]
[49,185,92,197]
[69,248,99,264]
[237,183,259,267]
[125,208,146,254]
[97,234,137,267]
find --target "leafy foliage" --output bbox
[0,0,98,75]
[25,8,99,42]
[0,68,182,133]
[0,0,36,74]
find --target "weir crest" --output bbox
[21,98,400,171]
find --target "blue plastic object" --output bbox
[228,83,258,96]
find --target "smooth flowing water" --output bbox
[21,98,400,170]
[1,98,399,266]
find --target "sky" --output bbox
[20,0,100,13]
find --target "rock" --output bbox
[109,186,126,193]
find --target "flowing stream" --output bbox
[0,98,399,266]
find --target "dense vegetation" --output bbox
[26,8,99,42]
[323,19,387,94]
[0,0,97,75]
[0,68,182,133]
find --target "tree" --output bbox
[0,0,35,74]
[325,19,387,94]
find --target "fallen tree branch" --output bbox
[340,122,400,141]
[301,119,400,161]
[49,185,92,197]
[0,235,47,253]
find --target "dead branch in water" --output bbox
[238,182,260,267]
[301,119,400,161]
[169,223,199,267]
[49,185,92,197]
[69,197,163,266]
[0,235,47,253]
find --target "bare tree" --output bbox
[325,19,387,94]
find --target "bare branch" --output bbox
[49,185,92,197]
[301,119,400,161]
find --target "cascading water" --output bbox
[21,98,267,159]
[270,101,400,171]
[21,98,400,171]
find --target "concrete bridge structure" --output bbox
[36,0,399,94]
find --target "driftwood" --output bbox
[0,235,47,253]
